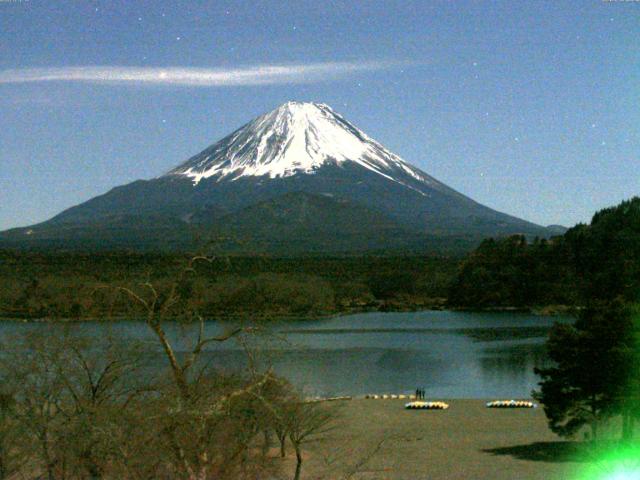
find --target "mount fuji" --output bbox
[0,102,554,253]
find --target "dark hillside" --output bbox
[448,197,640,309]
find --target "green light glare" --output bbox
[605,467,640,480]
[576,444,640,480]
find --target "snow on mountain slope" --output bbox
[167,101,437,194]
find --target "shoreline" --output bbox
[0,303,574,323]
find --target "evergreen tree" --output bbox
[619,305,640,441]
[534,300,636,440]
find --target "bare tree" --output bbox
[2,331,67,480]
[286,401,337,480]
[106,256,248,398]
[0,392,27,480]
[52,334,148,479]
[105,256,286,480]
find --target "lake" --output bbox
[0,310,570,399]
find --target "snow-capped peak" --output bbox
[168,101,435,190]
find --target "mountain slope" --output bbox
[168,102,436,184]
[0,101,553,253]
[209,191,425,254]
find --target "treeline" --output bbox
[448,197,640,309]
[4,197,637,319]
[0,253,459,320]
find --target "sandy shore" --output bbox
[299,399,586,480]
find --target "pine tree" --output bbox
[534,300,636,440]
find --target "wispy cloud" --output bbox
[0,61,396,87]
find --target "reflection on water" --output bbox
[481,343,550,372]
[280,326,550,341]
[0,310,570,398]
[478,343,551,397]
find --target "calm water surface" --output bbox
[0,311,569,399]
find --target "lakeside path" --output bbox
[303,399,585,480]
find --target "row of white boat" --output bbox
[364,394,413,400]
[404,400,537,410]
[305,395,537,409]
[405,401,450,410]
[485,400,537,408]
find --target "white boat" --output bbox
[405,401,449,410]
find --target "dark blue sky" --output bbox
[1,0,638,230]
